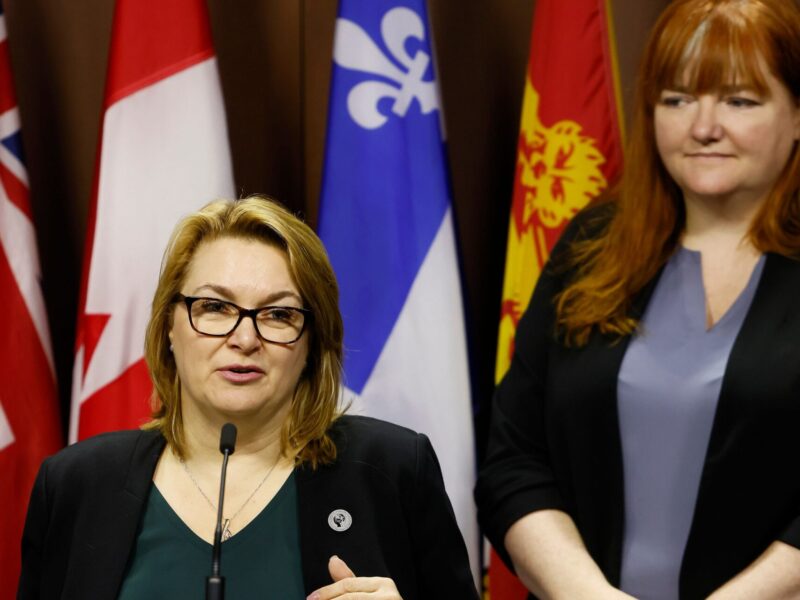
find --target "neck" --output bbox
[681,191,763,251]
[180,402,290,466]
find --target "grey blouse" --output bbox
[617,247,765,599]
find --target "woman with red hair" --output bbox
[476,1,800,598]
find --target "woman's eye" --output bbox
[659,94,689,107]
[726,96,759,108]
[263,308,294,321]
[200,300,232,314]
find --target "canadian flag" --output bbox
[0,1,62,591]
[70,0,234,442]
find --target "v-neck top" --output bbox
[117,471,304,599]
[617,247,765,600]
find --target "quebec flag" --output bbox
[318,0,478,581]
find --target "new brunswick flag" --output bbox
[488,0,624,597]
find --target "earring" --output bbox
[169,344,174,353]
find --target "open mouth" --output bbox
[218,365,264,381]
[222,364,263,373]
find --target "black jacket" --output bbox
[18,415,478,599]
[475,209,800,599]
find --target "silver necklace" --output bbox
[179,455,278,541]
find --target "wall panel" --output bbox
[6,0,669,441]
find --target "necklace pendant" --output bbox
[222,518,232,541]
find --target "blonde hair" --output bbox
[143,196,343,467]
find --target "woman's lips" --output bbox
[217,365,264,383]
[686,152,733,159]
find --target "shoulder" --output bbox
[515,202,616,327]
[40,429,164,486]
[550,201,615,263]
[328,414,428,461]
[319,415,438,484]
[297,416,442,524]
[329,413,421,440]
[526,201,616,294]
[568,199,616,236]
[45,429,161,467]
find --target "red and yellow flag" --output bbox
[488,0,624,597]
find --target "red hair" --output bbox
[556,0,800,346]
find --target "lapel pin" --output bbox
[328,509,353,532]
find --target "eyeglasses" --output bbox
[175,294,311,344]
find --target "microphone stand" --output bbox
[206,423,237,600]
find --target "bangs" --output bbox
[648,3,774,101]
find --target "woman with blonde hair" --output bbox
[19,196,478,599]
[476,0,800,598]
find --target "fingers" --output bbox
[328,554,356,581]
[307,555,402,600]
[307,575,383,599]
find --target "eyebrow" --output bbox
[190,283,303,306]
[661,84,755,94]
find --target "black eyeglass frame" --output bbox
[174,293,312,344]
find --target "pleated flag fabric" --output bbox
[489,0,625,597]
[70,0,234,442]
[0,2,61,591]
[318,0,479,583]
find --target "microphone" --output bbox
[206,423,237,600]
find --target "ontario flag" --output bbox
[70,0,234,442]
[0,1,61,592]
[488,0,625,597]
[318,0,479,584]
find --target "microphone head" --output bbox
[220,423,237,455]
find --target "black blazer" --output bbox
[475,209,800,599]
[18,415,478,599]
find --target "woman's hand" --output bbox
[306,555,403,600]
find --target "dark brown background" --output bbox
[6,0,671,446]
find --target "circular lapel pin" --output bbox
[327,509,353,532]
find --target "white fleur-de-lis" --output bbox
[334,7,439,130]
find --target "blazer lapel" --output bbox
[681,253,800,595]
[704,253,800,461]
[80,431,165,598]
[557,267,663,585]
[296,463,339,592]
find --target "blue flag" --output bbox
[318,0,477,579]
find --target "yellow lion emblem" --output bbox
[495,78,610,381]
[517,78,607,230]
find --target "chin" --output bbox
[687,188,739,199]
[212,392,289,420]
[208,394,266,415]
[681,179,741,199]
[678,173,744,197]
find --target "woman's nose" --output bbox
[226,315,261,351]
[690,96,723,143]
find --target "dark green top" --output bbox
[118,472,304,599]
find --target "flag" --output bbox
[0,2,62,591]
[318,0,479,583]
[489,0,625,597]
[70,0,234,442]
